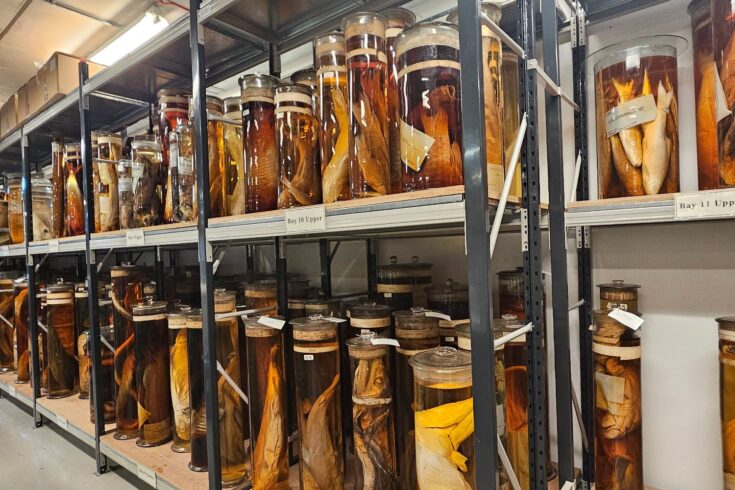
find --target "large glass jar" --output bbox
[304,298,341,317]
[291,314,344,489]
[426,279,469,346]
[206,96,226,218]
[97,131,122,161]
[93,157,119,232]
[224,97,246,216]
[31,174,53,241]
[37,285,48,392]
[241,279,278,313]
[592,36,683,198]
[131,137,164,228]
[46,282,77,398]
[344,12,390,198]
[133,298,172,448]
[245,317,289,489]
[74,284,89,399]
[51,136,65,238]
[117,159,134,229]
[275,83,321,208]
[168,308,191,453]
[502,51,523,198]
[242,73,279,213]
[315,32,350,203]
[186,309,207,472]
[90,324,116,424]
[714,0,735,187]
[7,176,23,244]
[498,267,525,320]
[410,346,474,489]
[0,274,16,372]
[592,310,643,489]
[64,143,85,236]
[716,317,735,487]
[395,21,463,191]
[347,332,397,488]
[597,279,641,312]
[168,120,196,223]
[14,281,29,383]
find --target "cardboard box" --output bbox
[27,75,44,116]
[16,81,30,123]
[35,52,104,112]
[0,95,18,137]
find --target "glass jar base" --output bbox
[170,442,191,453]
[47,391,76,400]
[113,430,138,441]
[222,474,247,488]
[15,379,28,384]
[189,462,208,472]
[136,437,171,448]
[0,366,13,373]
[78,393,90,400]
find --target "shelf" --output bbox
[0,370,34,408]
[90,222,198,251]
[0,244,26,258]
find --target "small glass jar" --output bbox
[168,308,191,453]
[31,174,53,241]
[275,83,321,208]
[410,347,475,489]
[46,281,77,398]
[186,309,207,472]
[0,274,17,372]
[14,281,29,383]
[716,317,735,487]
[242,73,279,213]
[64,142,85,236]
[291,314,344,488]
[168,119,196,223]
[597,280,641,312]
[117,159,134,229]
[51,136,65,238]
[498,268,525,320]
[131,137,164,228]
[90,324,116,424]
[93,157,119,232]
[7,176,23,244]
[426,279,469,346]
[350,302,392,338]
[223,97,246,216]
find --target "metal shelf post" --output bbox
[319,239,332,298]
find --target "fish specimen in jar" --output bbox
[247,109,278,212]
[721,36,735,185]
[66,170,84,236]
[661,75,680,194]
[596,358,641,439]
[278,137,319,208]
[642,80,674,195]
[419,85,463,186]
[217,350,246,478]
[483,36,503,174]
[322,89,350,203]
[611,79,643,167]
[597,80,619,198]
[209,128,224,217]
[133,162,163,227]
[170,329,190,444]
[226,133,246,216]
[725,419,735,475]
[98,162,119,231]
[610,134,645,196]
[15,288,29,381]
[0,293,13,364]
[301,373,342,490]
[354,71,390,196]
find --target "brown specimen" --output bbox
[301,373,343,489]
[610,135,645,196]
[419,86,463,187]
[353,70,390,196]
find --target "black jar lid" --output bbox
[596,279,641,290]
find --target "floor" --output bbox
[0,396,140,489]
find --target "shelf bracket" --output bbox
[568,151,582,204]
[568,298,585,311]
[96,248,114,273]
[493,322,533,349]
[34,253,49,272]
[482,16,525,59]
[37,320,48,333]
[527,58,580,111]
[572,380,590,451]
[212,242,230,275]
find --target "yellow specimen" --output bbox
[322,88,350,203]
[301,374,343,490]
[611,79,643,167]
[642,81,673,195]
[170,329,190,443]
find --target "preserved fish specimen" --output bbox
[0,275,16,372]
[31,174,53,241]
[93,157,119,232]
[315,32,350,202]
[75,284,90,398]
[46,282,76,398]
[292,68,319,115]
[37,286,48,392]
[7,176,23,244]
[168,308,191,453]
[51,136,65,238]
[132,137,164,228]
[224,97,246,216]
[64,143,85,236]
[242,74,279,212]
[133,299,172,447]
[275,83,321,208]
[716,317,735,488]
[207,97,226,218]
[426,279,469,347]
[592,36,682,197]
[502,52,523,198]
[245,318,289,490]
[90,325,116,424]
[118,159,134,229]
[597,280,640,312]
[498,268,525,320]
[350,302,392,338]
[592,310,643,490]
[714,0,735,186]
[169,120,197,223]
[409,346,474,489]
[187,309,207,472]
[344,12,391,198]
[291,315,344,489]
[14,281,29,383]
[396,21,464,191]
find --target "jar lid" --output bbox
[314,31,345,56]
[346,331,388,356]
[131,138,161,151]
[377,256,413,278]
[409,346,472,375]
[425,278,468,302]
[304,298,341,313]
[64,142,81,152]
[446,1,502,26]
[350,302,391,319]
[393,307,438,323]
[157,88,191,99]
[133,298,168,316]
[383,7,416,29]
[291,314,338,340]
[686,0,709,15]
[588,35,688,73]
[245,315,284,337]
[596,279,641,290]
[717,317,735,333]
[214,289,237,313]
[395,21,459,58]
[110,263,138,277]
[143,281,157,295]
[186,309,202,329]
[168,310,188,329]
[240,73,279,90]
[342,11,387,38]
[457,321,505,351]
[290,68,317,88]
[394,309,440,340]
[223,97,241,118]
[46,280,74,293]
[243,280,277,292]
[497,267,524,280]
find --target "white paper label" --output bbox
[137,464,157,487]
[48,239,59,253]
[370,338,400,347]
[285,205,327,234]
[56,414,68,429]
[125,229,145,246]
[608,308,644,330]
[324,316,347,323]
[674,189,735,220]
[118,177,132,193]
[257,316,285,330]
[425,311,451,321]
[604,94,656,137]
[400,120,435,172]
[7,385,16,397]
[304,354,314,361]
[178,156,193,176]
[444,337,456,342]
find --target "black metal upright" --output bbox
[456,0,498,487]
[189,1,222,488]
[517,0,548,486]
[78,60,107,474]
[319,239,332,298]
[366,238,377,300]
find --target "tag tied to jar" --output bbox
[608,308,644,330]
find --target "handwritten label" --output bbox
[370,338,400,347]
[125,229,145,246]
[425,311,451,321]
[257,316,285,330]
[48,239,59,253]
[304,354,314,361]
[285,205,327,234]
[608,309,644,330]
[137,464,157,487]
[56,414,68,430]
[604,94,656,137]
[675,189,735,220]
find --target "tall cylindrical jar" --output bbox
[426,279,469,346]
[291,68,319,115]
[7,176,23,244]
[713,0,735,187]
[344,12,391,198]
[46,282,77,399]
[206,96,226,218]
[158,89,190,171]
[186,309,207,472]
[502,51,522,198]
[133,299,172,447]
[94,132,121,232]
[168,308,191,453]
[396,21,464,191]
[0,274,16,372]
[64,142,85,236]
[242,74,279,212]
[90,324,116,424]
[315,32,350,203]
[498,268,525,320]
[51,136,65,238]
[350,302,392,338]
[37,284,48,392]
[376,257,414,311]
[75,283,90,398]
[410,346,474,489]
[131,137,164,227]
[716,317,735,488]
[347,332,397,488]
[245,318,289,489]
[224,97,246,216]
[118,159,134,229]
[31,174,53,241]
[241,279,278,313]
[291,315,344,489]
[275,83,321,208]
[168,119,197,223]
[14,281,29,383]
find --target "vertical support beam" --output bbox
[275,236,297,462]
[319,239,332,298]
[366,239,377,300]
[189,1,222,488]
[155,247,165,301]
[246,245,255,273]
[457,0,498,487]
[518,0,548,486]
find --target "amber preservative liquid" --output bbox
[14,282,29,383]
[410,347,475,489]
[597,279,641,312]
[592,36,681,198]
[292,68,319,113]
[716,317,735,488]
[111,265,143,439]
[242,74,278,213]
[377,257,415,311]
[396,22,463,191]
[315,32,350,203]
[37,286,48,392]
[592,310,643,490]
[426,279,469,346]
[51,136,65,238]
[169,119,197,223]
[292,315,344,489]
[275,83,321,208]
[714,0,735,187]
[90,325,117,423]
[186,310,208,472]
[0,276,16,372]
[78,329,91,399]
[502,51,523,198]
[224,97,246,216]
[74,284,89,398]
[131,137,164,228]
[64,143,85,236]
[93,132,122,232]
[245,318,289,490]
[7,176,23,244]
[44,282,76,398]
[498,268,525,320]
[344,12,391,198]
[205,96,226,218]
[168,308,191,453]
[393,309,439,489]
[158,90,190,179]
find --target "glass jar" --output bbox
[14,281,29,383]
[304,298,341,317]
[591,36,684,198]
[408,257,433,307]
[342,296,370,319]
[502,51,523,198]
[498,268,525,320]
[158,89,190,174]
[93,157,119,232]
[275,83,321,208]
[315,32,350,203]
[241,279,278,313]
[117,159,134,229]
[291,314,344,488]
[64,143,85,236]
[410,346,474,489]
[74,283,89,398]
[168,308,191,453]
[291,67,318,114]
[716,317,735,487]
[31,174,53,241]
[245,317,289,489]
[0,274,16,372]
[110,264,143,439]
[242,73,279,212]
[350,302,392,338]
[396,21,463,191]
[77,329,90,399]
[288,297,306,319]
[426,278,469,345]
[168,120,196,223]
[51,136,65,238]
[713,0,735,187]
[7,176,23,244]
[344,12,390,198]
[592,310,643,489]
[597,279,641,312]
[90,324,116,424]
[37,284,48,392]
[204,96,226,218]
[347,332,397,487]
[186,309,207,472]
[131,137,164,228]
[133,298,172,448]
[224,97,246,216]
[97,131,122,161]
[377,257,415,311]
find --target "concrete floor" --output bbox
[0,396,140,489]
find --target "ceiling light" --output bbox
[91,12,169,66]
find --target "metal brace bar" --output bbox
[569,151,582,203]
[329,241,342,264]
[34,254,49,272]
[96,248,114,273]
[572,382,590,451]
[212,243,230,275]
[90,91,149,107]
[0,313,13,329]
[498,434,523,490]
[132,251,144,264]
[527,59,580,111]
[494,322,533,349]
[37,321,48,333]
[482,16,525,59]
[561,482,576,490]
[568,298,585,311]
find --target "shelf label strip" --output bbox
[675,189,735,220]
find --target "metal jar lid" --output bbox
[291,314,338,341]
[132,298,168,319]
[596,279,641,290]
[409,346,472,384]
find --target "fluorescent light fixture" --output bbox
[91,12,168,66]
